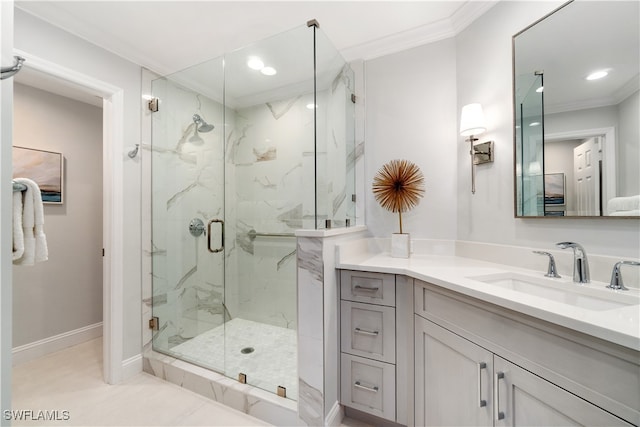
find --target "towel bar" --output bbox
[247,229,295,241]
[12,181,27,192]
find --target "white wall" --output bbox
[14,9,142,360]
[12,83,102,347]
[364,38,458,240]
[617,90,639,196]
[455,1,639,259]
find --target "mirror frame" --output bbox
[512,0,639,220]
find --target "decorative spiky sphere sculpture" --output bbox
[372,159,425,234]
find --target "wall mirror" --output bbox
[513,0,639,218]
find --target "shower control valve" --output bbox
[189,218,205,237]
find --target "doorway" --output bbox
[11,76,104,365]
[8,49,125,386]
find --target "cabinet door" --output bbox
[494,356,632,427]
[415,316,493,427]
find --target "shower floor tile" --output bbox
[171,318,298,401]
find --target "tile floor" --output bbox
[171,318,298,400]
[11,338,371,427]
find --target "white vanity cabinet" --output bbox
[416,316,631,426]
[415,279,639,427]
[339,270,414,424]
[339,270,397,421]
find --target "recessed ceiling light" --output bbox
[261,66,277,76]
[247,57,264,70]
[586,70,608,80]
[529,122,540,127]
[536,86,543,93]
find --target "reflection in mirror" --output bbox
[513,0,639,217]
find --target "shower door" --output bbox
[150,57,228,372]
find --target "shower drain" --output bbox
[241,347,255,354]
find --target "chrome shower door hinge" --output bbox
[149,317,159,330]
[351,94,356,103]
[148,97,159,112]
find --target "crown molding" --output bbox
[340,18,455,62]
[450,1,499,34]
[341,1,498,62]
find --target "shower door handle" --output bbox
[207,219,224,253]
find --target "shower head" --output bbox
[192,114,214,132]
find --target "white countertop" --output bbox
[336,242,640,352]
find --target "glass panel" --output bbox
[314,26,357,229]
[515,72,544,216]
[222,24,313,400]
[150,21,355,403]
[151,57,227,372]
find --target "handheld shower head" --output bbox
[192,114,214,132]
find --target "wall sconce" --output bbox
[459,103,494,194]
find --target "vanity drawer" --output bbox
[341,270,396,306]
[341,353,396,421]
[341,301,396,363]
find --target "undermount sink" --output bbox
[468,272,640,311]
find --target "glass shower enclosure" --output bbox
[149,22,355,401]
[515,72,544,216]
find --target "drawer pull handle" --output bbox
[354,381,379,393]
[354,285,379,292]
[354,327,379,336]
[477,362,487,408]
[495,372,505,421]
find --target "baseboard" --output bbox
[12,322,103,366]
[121,353,143,380]
[325,401,344,427]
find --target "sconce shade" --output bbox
[459,103,486,136]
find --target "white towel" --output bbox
[13,177,48,265]
[12,189,24,260]
[608,195,640,214]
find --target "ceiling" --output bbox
[515,0,639,115]
[14,1,497,106]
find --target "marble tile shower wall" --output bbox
[225,68,354,330]
[225,94,315,330]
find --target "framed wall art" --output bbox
[13,146,64,204]
[544,172,565,206]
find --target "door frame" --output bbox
[13,49,124,384]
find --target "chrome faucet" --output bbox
[533,251,561,278]
[556,242,590,283]
[607,261,640,291]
